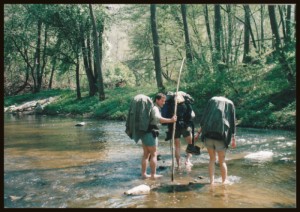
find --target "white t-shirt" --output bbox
[149,104,161,126]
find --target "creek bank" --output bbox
[4,97,58,115]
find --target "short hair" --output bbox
[154,93,166,101]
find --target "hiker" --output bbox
[195,96,236,184]
[125,93,177,180]
[163,91,200,169]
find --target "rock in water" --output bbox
[75,122,86,126]
[124,184,150,195]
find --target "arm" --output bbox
[194,127,202,140]
[159,115,177,124]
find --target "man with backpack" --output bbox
[162,91,200,169]
[125,93,177,180]
[195,96,236,184]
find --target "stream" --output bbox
[4,113,296,208]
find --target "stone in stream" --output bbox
[124,184,151,195]
[75,122,86,126]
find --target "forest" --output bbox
[4,4,296,131]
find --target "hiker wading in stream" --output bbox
[195,96,236,184]
[162,91,199,169]
[125,93,177,180]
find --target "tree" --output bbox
[204,5,214,61]
[285,5,292,48]
[180,4,193,64]
[268,5,281,54]
[89,4,105,100]
[242,5,251,63]
[268,5,294,83]
[80,22,97,96]
[213,4,222,70]
[150,4,165,92]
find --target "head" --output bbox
[154,93,166,108]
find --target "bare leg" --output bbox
[147,145,162,180]
[217,150,227,184]
[184,135,193,166]
[207,148,216,184]
[175,138,181,168]
[141,145,150,179]
[185,153,193,166]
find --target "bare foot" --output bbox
[141,174,151,179]
[185,161,193,167]
[222,180,230,185]
[150,174,163,180]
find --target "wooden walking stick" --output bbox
[170,57,185,182]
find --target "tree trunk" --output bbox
[181,4,193,63]
[226,5,233,65]
[89,4,105,101]
[268,5,294,82]
[278,6,286,43]
[243,5,251,63]
[150,4,165,92]
[75,56,81,100]
[48,56,56,89]
[80,23,97,96]
[38,24,48,92]
[260,5,265,53]
[87,33,96,79]
[204,5,213,60]
[33,19,42,93]
[214,5,222,68]
[285,5,292,46]
[14,64,30,95]
[268,5,281,54]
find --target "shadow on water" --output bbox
[152,182,206,193]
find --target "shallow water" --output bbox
[4,114,296,208]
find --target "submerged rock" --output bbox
[124,184,150,195]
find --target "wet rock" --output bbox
[75,122,86,126]
[124,184,150,195]
[9,195,26,201]
[35,102,44,114]
[158,166,167,171]
[157,154,162,161]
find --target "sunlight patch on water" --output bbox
[244,151,274,162]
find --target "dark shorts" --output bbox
[175,127,192,139]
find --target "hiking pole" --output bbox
[170,57,185,182]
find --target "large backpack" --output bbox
[125,94,153,141]
[200,96,236,147]
[161,91,195,140]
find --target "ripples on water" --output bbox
[4,114,296,208]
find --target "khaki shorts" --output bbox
[204,137,226,151]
